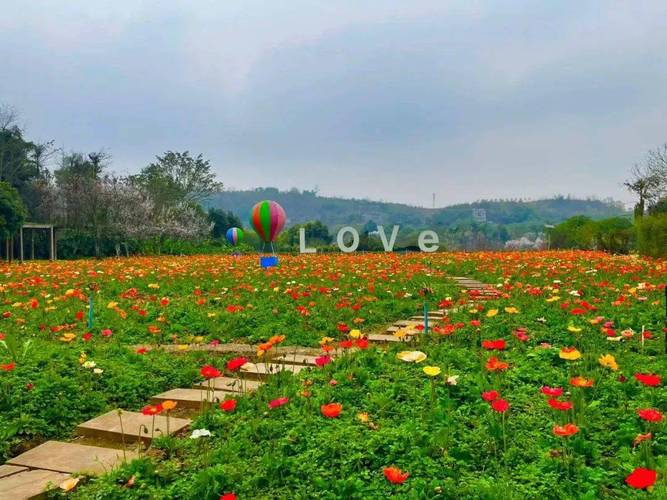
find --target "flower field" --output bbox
[1,251,666,498]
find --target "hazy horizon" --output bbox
[3,1,666,208]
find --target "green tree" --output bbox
[131,151,223,212]
[0,182,27,239]
[0,105,54,218]
[208,208,242,239]
[551,216,596,249]
[593,217,634,254]
[636,214,667,257]
[283,220,331,247]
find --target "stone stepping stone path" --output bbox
[451,276,500,300]
[1,275,491,497]
[7,441,137,475]
[272,353,320,366]
[193,376,263,392]
[151,388,236,409]
[239,362,308,379]
[76,410,191,444]
[0,469,71,499]
[0,464,27,479]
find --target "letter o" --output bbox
[337,226,359,253]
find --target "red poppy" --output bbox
[268,397,289,409]
[356,338,369,349]
[220,399,237,412]
[337,323,350,333]
[226,357,248,372]
[321,403,342,418]
[201,365,222,379]
[141,404,163,416]
[315,355,332,367]
[101,329,113,337]
[383,466,409,484]
[1,361,15,372]
[482,339,506,350]
[634,373,661,387]
[339,340,354,349]
[540,386,563,397]
[637,408,663,422]
[625,467,656,489]
[552,423,579,437]
[548,399,573,411]
[481,390,499,402]
[135,347,148,355]
[220,494,237,500]
[82,332,92,342]
[491,399,510,413]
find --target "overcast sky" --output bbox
[2,1,666,207]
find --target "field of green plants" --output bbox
[1,251,665,498]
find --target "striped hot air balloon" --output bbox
[249,200,287,243]
[225,227,243,246]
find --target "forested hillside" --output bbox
[208,188,628,229]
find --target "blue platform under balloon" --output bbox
[260,256,278,268]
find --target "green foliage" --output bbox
[208,208,242,239]
[636,214,667,257]
[551,216,634,253]
[0,181,27,238]
[282,220,332,247]
[132,151,223,210]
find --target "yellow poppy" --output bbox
[559,347,581,361]
[504,307,519,314]
[59,333,76,343]
[357,412,369,423]
[567,325,582,333]
[60,477,80,492]
[106,301,118,309]
[423,366,441,377]
[486,309,499,318]
[148,283,160,289]
[396,351,427,363]
[546,296,560,302]
[598,354,618,371]
[349,329,361,339]
[393,329,407,339]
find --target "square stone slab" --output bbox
[0,464,27,479]
[76,410,190,443]
[272,354,321,366]
[0,469,70,499]
[368,334,412,343]
[240,363,307,379]
[7,441,138,475]
[193,376,263,392]
[151,388,236,409]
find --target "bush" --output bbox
[636,214,667,257]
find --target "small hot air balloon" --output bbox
[226,227,243,246]
[249,200,286,243]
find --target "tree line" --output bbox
[0,105,241,259]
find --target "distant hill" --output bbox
[207,188,629,230]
